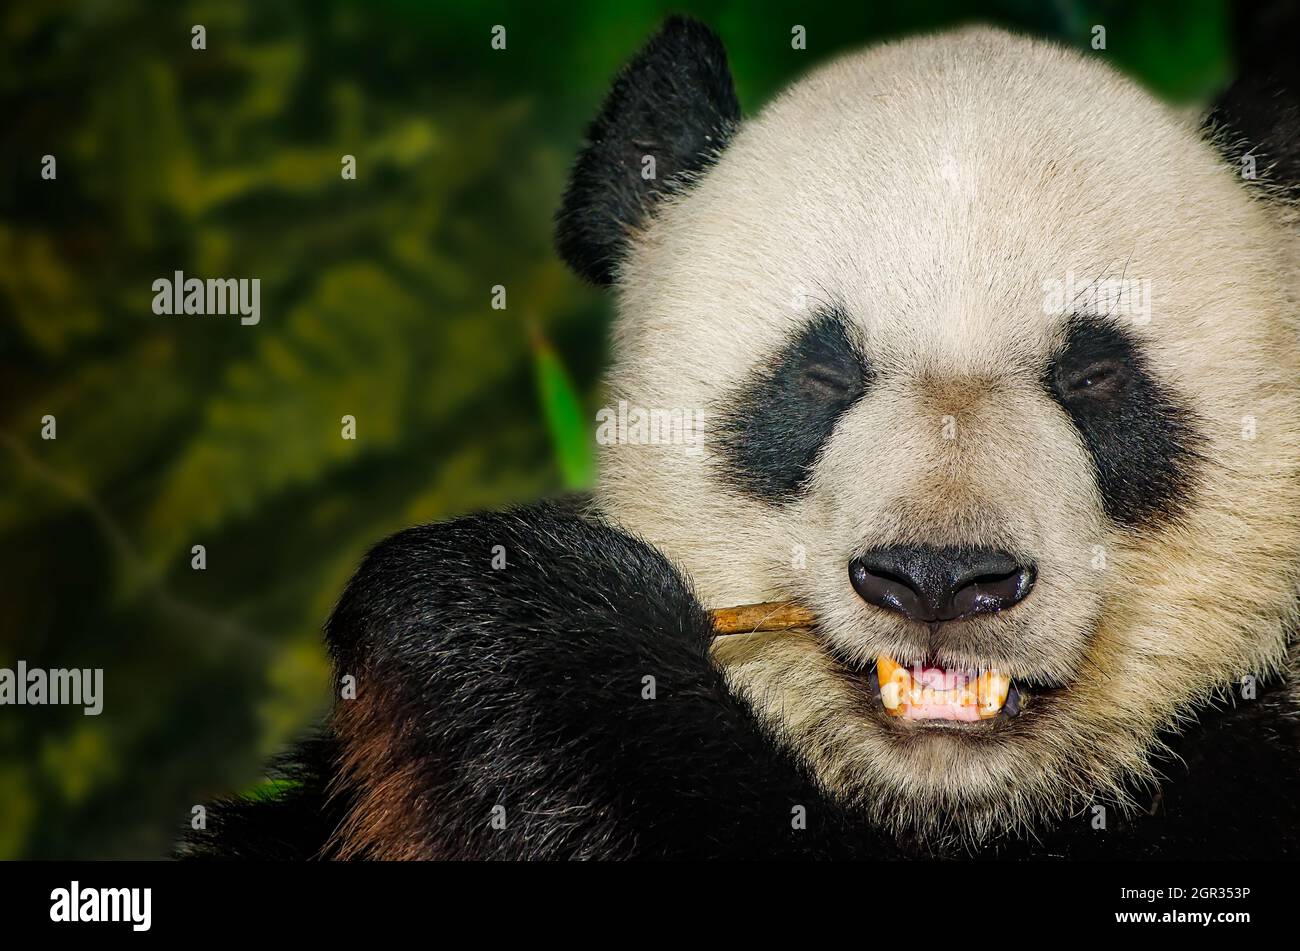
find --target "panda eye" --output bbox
[1057,357,1129,401]
[801,362,859,398]
[715,308,870,501]
[1043,315,1204,528]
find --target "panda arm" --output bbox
[322,501,865,859]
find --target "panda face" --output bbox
[570,22,1300,842]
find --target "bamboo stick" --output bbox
[709,600,816,636]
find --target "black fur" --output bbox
[1045,316,1205,528]
[714,308,871,502]
[1205,0,1300,196]
[554,16,741,286]
[317,503,876,858]
[184,503,1300,860]
[180,735,348,860]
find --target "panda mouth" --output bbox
[874,654,1017,721]
[856,653,1072,724]
[709,601,1065,724]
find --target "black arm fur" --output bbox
[318,503,877,859]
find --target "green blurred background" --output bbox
[0,0,1236,858]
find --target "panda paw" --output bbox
[318,501,816,858]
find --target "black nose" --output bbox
[849,545,1035,623]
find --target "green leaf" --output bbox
[238,777,302,802]
[531,329,595,490]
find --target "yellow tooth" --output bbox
[977,670,1011,719]
[876,655,910,716]
[877,655,905,684]
[880,680,903,710]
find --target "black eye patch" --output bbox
[1045,316,1205,528]
[714,308,871,502]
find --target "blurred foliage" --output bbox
[0,0,1232,857]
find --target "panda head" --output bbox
[558,18,1300,843]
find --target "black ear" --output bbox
[555,16,741,286]
[1206,0,1300,197]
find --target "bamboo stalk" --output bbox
[709,600,816,636]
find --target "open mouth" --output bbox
[875,655,1017,721]
[710,600,1069,726]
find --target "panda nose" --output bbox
[848,545,1035,623]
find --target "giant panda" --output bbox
[185,13,1300,860]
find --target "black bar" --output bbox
[0,860,1280,938]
